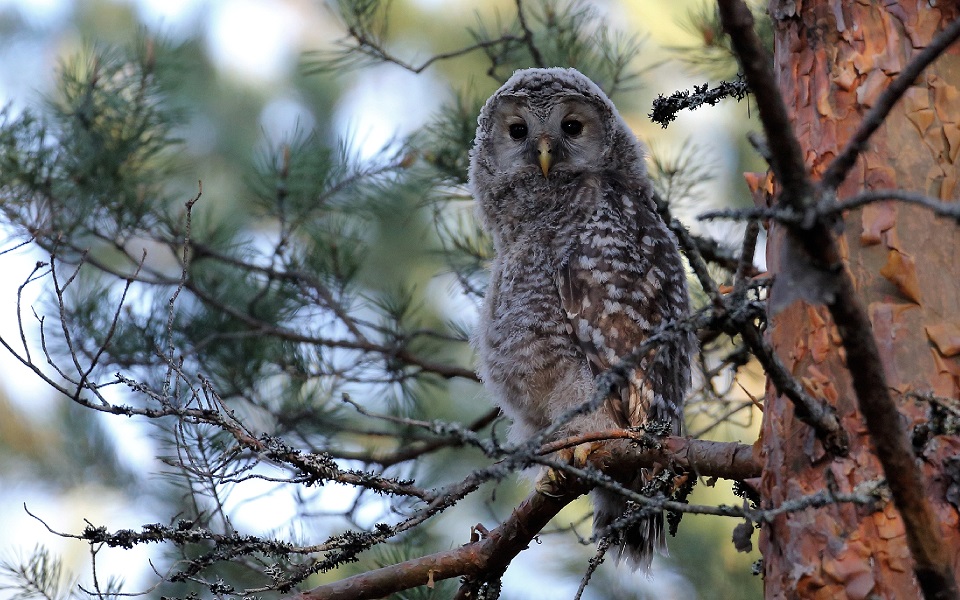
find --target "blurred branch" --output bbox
[733,219,760,292]
[43,233,479,383]
[574,537,612,600]
[310,0,526,76]
[313,0,645,93]
[317,33,525,75]
[514,0,545,67]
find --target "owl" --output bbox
[468,67,692,569]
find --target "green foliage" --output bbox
[671,1,773,79]
[0,40,182,254]
[0,545,124,600]
[0,545,73,600]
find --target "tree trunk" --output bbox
[760,2,960,598]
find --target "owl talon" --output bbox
[536,442,606,496]
[573,442,601,468]
[535,469,566,497]
[536,446,573,496]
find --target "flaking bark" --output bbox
[759,3,960,598]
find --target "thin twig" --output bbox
[574,536,612,600]
[827,189,960,220]
[315,31,525,75]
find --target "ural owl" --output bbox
[468,67,692,568]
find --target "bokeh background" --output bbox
[0,1,766,598]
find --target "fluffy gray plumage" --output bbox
[468,67,692,569]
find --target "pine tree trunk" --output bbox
[760,3,960,598]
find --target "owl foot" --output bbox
[535,442,605,497]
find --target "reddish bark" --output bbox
[761,3,960,599]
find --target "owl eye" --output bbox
[561,119,583,136]
[508,123,528,140]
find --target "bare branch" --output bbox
[294,488,582,600]
[668,203,848,454]
[295,467,881,600]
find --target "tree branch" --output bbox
[666,203,849,455]
[697,188,960,224]
[294,435,760,600]
[294,488,581,600]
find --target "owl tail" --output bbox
[592,484,666,571]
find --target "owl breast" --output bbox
[474,177,640,441]
[476,248,592,440]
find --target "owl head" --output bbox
[468,68,648,242]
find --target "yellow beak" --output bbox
[537,137,552,178]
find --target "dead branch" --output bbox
[668,207,849,455]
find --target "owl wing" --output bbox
[557,224,660,430]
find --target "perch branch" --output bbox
[296,442,881,600]
[294,437,760,600]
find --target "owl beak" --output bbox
[537,136,553,178]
